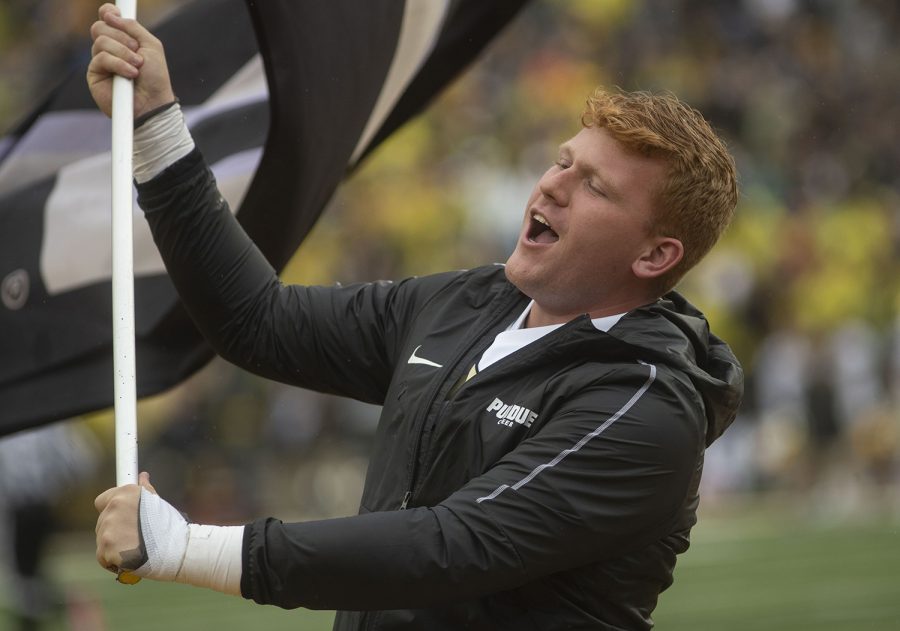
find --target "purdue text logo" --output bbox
[485,397,538,429]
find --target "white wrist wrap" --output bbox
[135,487,189,581]
[133,103,196,183]
[135,489,244,596]
[176,524,244,596]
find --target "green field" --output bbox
[4,504,899,630]
[655,509,900,630]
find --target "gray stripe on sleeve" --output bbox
[476,362,658,503]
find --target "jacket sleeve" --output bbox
[241,363,705,610]
[135,149,459,403]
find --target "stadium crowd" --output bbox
[1,3,898,618]
[274,0,900,516]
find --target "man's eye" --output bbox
[587,181,606,197]
[555,160,571,169]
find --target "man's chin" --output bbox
[504,262,519,288]
[504,253,535,296]
[503,250,520,276]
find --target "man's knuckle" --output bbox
[97,532,113,550]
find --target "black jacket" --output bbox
[137,149,743,630]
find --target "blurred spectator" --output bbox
[0,423,98,629]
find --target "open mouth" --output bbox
[526,212,559,244]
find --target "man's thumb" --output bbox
[139,471,158,495]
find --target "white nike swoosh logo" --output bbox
[407,345,443,368]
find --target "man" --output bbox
[90,4,742,630]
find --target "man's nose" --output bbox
[539,169,570,206]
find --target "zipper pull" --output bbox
[399,491,412,510]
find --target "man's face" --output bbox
[505,126,668,321]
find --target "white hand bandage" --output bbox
[133,488,244,595]
[133,102,196,183]
[135,487,190,581]
[177,524,244,596]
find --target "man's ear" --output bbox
[632,237,683,279]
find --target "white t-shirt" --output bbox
[477,300,624,372]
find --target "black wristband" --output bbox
[134,98,180,129]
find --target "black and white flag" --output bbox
[0,0,529,434]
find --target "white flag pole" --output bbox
[112,0,139,489]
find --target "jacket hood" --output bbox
[612,291,744,447]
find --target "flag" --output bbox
[0,0,529,435]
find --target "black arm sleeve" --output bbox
[136,150,458,403]
[241,366,704,610]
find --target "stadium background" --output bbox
[1,0,898,628]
